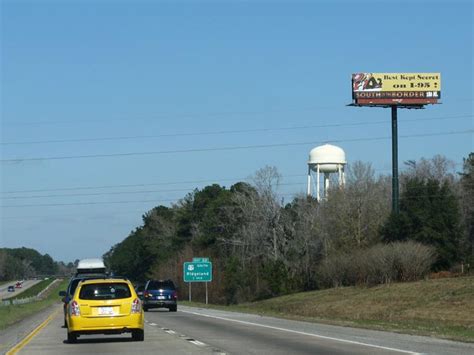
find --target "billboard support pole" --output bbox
[189,282,192,302]
[391,105,399,214]
[205,282,208,305]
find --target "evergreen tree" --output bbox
[381,177,462,270]
[459,153,474,265]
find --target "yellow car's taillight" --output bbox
[70,300,80,316]
[131,298,141,313]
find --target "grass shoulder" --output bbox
[181,276,474,343]
[0,279,68,330]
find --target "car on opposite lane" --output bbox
[66,278,144,343]
[8,285,15,292]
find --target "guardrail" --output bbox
[0,279,61,307]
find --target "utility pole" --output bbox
[391,106,399,214]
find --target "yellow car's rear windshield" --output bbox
[79,282,131,300]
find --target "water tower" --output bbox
[307,144,346,201]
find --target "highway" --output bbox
[6,305,474,355]
[0,280,41,301]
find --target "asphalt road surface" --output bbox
[0,280,41,301]
[9,305,474,355]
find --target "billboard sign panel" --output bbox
[352,73,441,106]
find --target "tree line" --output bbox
[0,247,74,280]
[104,153,473,304]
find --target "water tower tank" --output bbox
[308,144,346,173]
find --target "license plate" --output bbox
[157,296,166,300]
[98,307,114,315]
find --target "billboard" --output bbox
[352,73,441,106]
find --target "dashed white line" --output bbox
[180,309,420,355]
[189,340,206,346]
[149,324,210,350]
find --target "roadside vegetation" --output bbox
[0,247,75,281]
[105,153,474,305]
[183,276,474,342]
[0,279,67,330]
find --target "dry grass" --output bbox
[184,276,474,342]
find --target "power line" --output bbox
[1,129,472,163]
[2,190,464,209]
[2,99,473,127]
[0,174,307,194]
[1,192,297,208]
[1,178,245,194]
[1,106,336,127]
[0,210,147,220]
[0,169,410,197]
[2,114,471,146]
[0,182,305,200]
[0,161,462,196]
[1,198,178,208]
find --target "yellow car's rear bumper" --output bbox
[68,313,144,333]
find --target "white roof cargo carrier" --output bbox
[76,258,107,276]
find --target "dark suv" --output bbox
[143,279,177,312]
[59,274,107,326]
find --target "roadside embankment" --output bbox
[183,276,474,342]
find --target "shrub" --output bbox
[316,241,436,288]
[391,241,436,282]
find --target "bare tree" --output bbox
[282,195,323,289]
[250,166,284,261]
[403,155,456,184]
[319,161,391,253]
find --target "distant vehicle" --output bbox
[143,279,177,312]
[15,281,22,289]
[75,258,107,276]
[8,285,15,292]
[65,278,144,343]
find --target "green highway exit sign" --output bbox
[192,257,209,263]
[183,261,212,282]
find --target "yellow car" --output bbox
[66,278,144,343]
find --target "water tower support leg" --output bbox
[307,167,311,196]
[324,173,330,199]
[338,165,342,187]
[316,165,320,201]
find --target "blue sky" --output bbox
[1,0,472,262]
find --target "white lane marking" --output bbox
[165,330,176,334]
[180,309,420,355]
[189,340,206,346]
[149,322,157,326]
